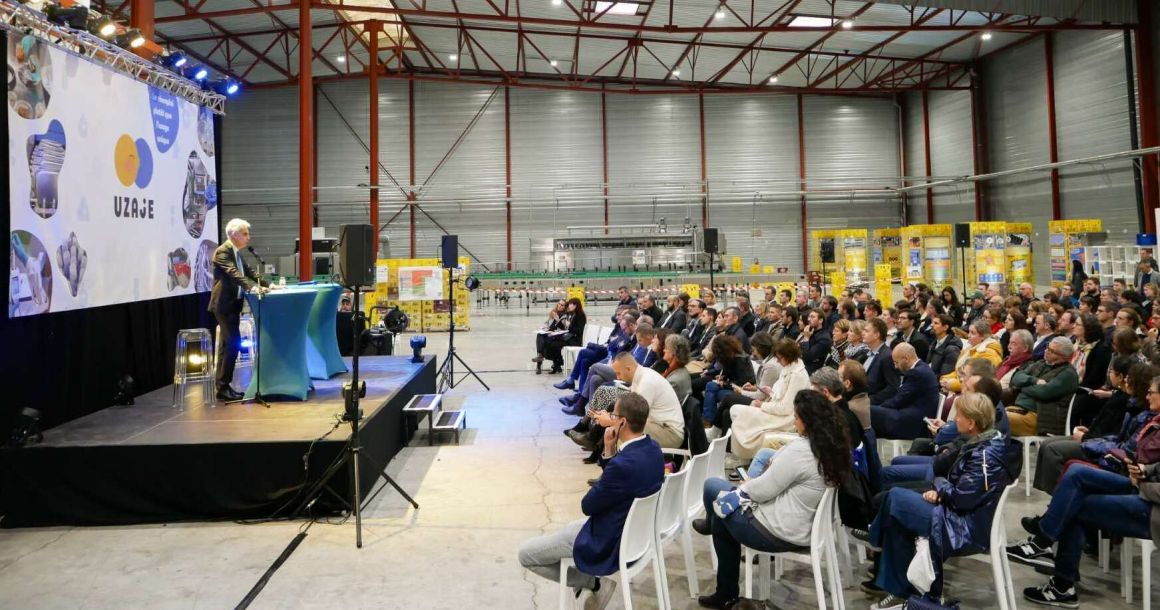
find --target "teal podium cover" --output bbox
[243,283,350,401]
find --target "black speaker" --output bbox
[339,224,375,287]
[441,234,459,269]
[704,228,719,254]
[820,238,836,264]
[954,223,971,247]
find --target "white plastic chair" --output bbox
[563,324,601,375]
[744,487,844,610]
[1015,394,1075,496]
[597,325,614,343]
[704,430,732,571]
[654,465,690,609]
[948,483,1018,610]
[675,451,711,597]
[558,490,664,610]
[1121,537,1156,609]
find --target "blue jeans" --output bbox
[747,448,777,479]
[880,456,935,489]
[1037,467,1153,582]
[702,381,723,422]
[871,487,938,598]
[569,346,607,384]
[701,477,801,599]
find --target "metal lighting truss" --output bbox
[0,2,226,113]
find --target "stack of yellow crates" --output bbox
[367,256,471,332]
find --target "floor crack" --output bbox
[0,529,70,571]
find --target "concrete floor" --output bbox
[0,303,1154,609]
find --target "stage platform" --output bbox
[0,355,436,528]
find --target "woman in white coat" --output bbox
[728,339,813,460]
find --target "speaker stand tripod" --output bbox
[436,271,489,393]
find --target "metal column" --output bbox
[298,0,314,280]
[921,89,934,222]
[797,94,808,271]
[1136,5,1160,234]
[369,21,380,258]
[1045,33,1062,220]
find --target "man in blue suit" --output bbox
[518,392,665,609]
[863,318,901,404]
[870,343,941,440]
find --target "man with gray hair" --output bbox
[1031,313,1059,360]
[1006,336,1079,436]
[209,218,271,400]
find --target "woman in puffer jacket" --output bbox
[865,392,1019,609]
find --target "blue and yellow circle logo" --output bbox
[114,134,153,188]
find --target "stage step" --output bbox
[402,393,465,445]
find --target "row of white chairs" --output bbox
[562,325,616,376]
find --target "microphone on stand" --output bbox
[247,245,267,266]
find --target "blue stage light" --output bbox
[210,78,240,96]
[190,65,209,81]
[410,335,426,363]
[241,339,254,349]
[161,52,187,69]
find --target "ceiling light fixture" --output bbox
[449,53,458,61]
[550,60,558,67]
[788,16,838,28]
[715,9,725,20]
[769,75,779,83]
[551,0,562,5]
[336,55,346,63]
[981,31,993,40]
[671,69,680,77]
[841,18,854,29]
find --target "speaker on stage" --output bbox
[339,224,375,287]
[704,228,719,254]
[954,223,971,248]
[441,235,459,269]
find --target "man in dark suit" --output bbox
[688,307,717,360]
[209,218,270,400]
[638,293,663,326]
[870,343,941,439]
[720,306,751,353]
[863,317,900,404]
[610,286,636,324]
[658,294,688,333]
[735,295,756,336]
[891,309,931,361]
[799,309,832,374]
[1030,313,1059,361]
[518,392,664,607]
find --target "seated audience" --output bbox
[823,319,851,369]
[870,343,940,440]
[706,332,780,429]
[927,314,962,377]
[687,307,718,362]
[554,310,638,392]
[691,390,851,609]
[1009,459,1160,607]
[561,323,656,416]
[839,360,872,431]
[539,298,587,374]
[865,393,1016,609]
[929,359,1010,443]
[799,308,833,374]
[518,392,663,608]
[1032,358,1153,494]
[659,334,693,401]
[608,351,685,448]
[1070,312,1113,425]
[728,340,812,460]
[863,318,901,404]
[698,334,757,425]
[891,309,931,361]
[845,320,870,363]
[996,329,1035,397]
[1006,337,1079,436]
[1030,313,1060,360]
[657,293,688,332]
[939,320,1003,393]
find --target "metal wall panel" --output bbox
[983,36,1052,285]
[704,95,803,271]
[802,95,903,234]
[509,88,604,269]
[407,81,508,268]
[903,91,927,223]
[928,90,977,225]
[221,87,300,260]
[1054,31,1139,239]
[604,94,702,238]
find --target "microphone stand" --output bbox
[229,247,270,408]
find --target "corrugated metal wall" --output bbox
[983,36,1053,284]
[928,90,978,225]
[704,95,802,270]
[902,91,926,223]
[1053,31,1138,239]
[802,96,903,234]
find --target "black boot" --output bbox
[535,360,543,375]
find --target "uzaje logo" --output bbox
[113,134,155,219]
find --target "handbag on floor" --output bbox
[904,595,960,610]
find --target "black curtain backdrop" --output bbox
[1,56,227,434]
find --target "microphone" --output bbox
[247,246,267,266]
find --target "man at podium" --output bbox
[209,218,271,400]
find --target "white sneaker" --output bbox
[585,578,617,610]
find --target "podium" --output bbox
[243,283,349,401]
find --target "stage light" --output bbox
[115,28,145,49]
[113,375,136,406]
[410,335,427,363]
[241,338,254,349]
[211,78,240,96]
[190,65,209,81]
[161,52,187,69]
[384,307,410,334]
[981,31,993,41]
[6,407,43,448]
[90,15,117,38]
[463,276,481,291]
[46,5,89,29]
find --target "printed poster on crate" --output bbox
[397,266,444,301]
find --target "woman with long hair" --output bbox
[692,390,852,609]
[1070,259,1088,298]
[941,286,964,327]
[539,298,587,374]
[700,334,757,427]
[533,299,568,372]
